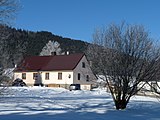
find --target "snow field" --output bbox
[0,87,160,120]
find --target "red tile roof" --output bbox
[15,53,84,72]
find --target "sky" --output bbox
[15,0,160,42]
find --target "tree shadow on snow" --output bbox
[0,100,160,120]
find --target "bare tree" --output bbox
[0,0,19,25]
[87,23,160,110]
[0,0,20,88]
[0,0,20,67]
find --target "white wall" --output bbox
[14,71,74,85]
[41,71,73,84]
[81,85,92,90]
[14,72,37,85]
[73,56,96,85]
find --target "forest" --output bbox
[0,25,89,68]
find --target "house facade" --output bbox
[14,53,96,90]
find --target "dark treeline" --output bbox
[0,25,89,68]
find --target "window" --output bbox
[33,73,38,80]
[45,73,49,80]
[82,62,85,68]
[22,73,26,79]
[58,73,62,80]
[86,75,89,82]
[78,73,81,80]
[68,74,71,79]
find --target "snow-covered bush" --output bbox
[40,40,64,56]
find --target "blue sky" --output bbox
[15,0,160,42]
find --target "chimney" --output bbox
[15,64,17,68]
[51,52,57,56]
[66,51,69,55]
[89,61,92,67]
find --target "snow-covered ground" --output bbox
[0,87,160,120]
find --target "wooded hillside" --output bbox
[0,25,89,68]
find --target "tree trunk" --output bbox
[115,99,127,110]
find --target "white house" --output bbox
[14,53,97,90]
